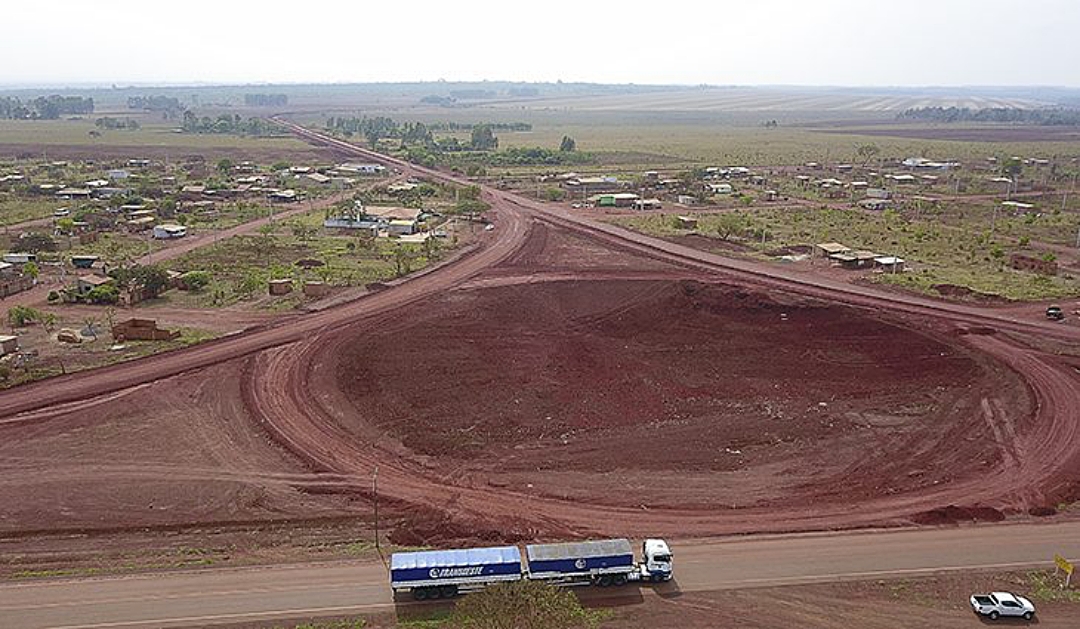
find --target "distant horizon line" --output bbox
[1,80,1079,92]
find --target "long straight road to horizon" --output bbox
[3,521,1080,629]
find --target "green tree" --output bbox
[470,124,498,151]
[217,158,234,175]
[449,580,603,629]
[22,261,40,280]
[714,213,746,241]
[559,135,576,152]
[856,143,880,167]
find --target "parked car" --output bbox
[1047,305,1065,321]
[970,592,1035,620]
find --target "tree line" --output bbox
[0,95,94,119]
[180,111,277,136]
[244,93,288,107]
[897,106,1080,125]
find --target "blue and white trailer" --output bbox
[390,545,522,600]
[390,538,672,600]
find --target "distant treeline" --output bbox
[0,95,94,119]
[326,115,530,143]
[128,95,183,112]
[898,106,1080,125]
[95,117,140,130]
[181,111,277,136]
[244,93,288,107]
[427,121,532,132]
[326,116,435,145]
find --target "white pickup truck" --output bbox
[969,591,1035,620]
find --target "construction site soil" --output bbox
[0,204,1077,557]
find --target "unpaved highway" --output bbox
[3,521,1079,629]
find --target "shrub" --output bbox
[449,580,604,629]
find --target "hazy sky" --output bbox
[3,0,1079,87]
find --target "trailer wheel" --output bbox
[441,585,459,598]
[428,587,443,600]
[598,575,614,587]
[413,588,428,601]
[613,574,628,586]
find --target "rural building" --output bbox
[71,255,100,269]
[365,206,422,222]
[126,216,156,232]
[1009,253,1057,275]
[336,162,385,175]
[633,198,663,211]
[707,183,734,195]
[387,182,419,193]
[887,174,917,184]
[324,216,380,232]
[303,173,332,186]
[180,185,207,199]
[0,263,33,298]
[874,256,906,272]
[0,334,18,356]
[3,253,36,265]
[866,188,891,200]
[815,242,851,258]
[677,195,697,205]
[55,187,92,199]
[268,189,300,203]
[675,215,698,229]
[388,219,419,235]
[859,198,891,211]
[563,176,621,195]
[76,274,114,294]
[152,224,187,239]
[831,250,879,269]
[268,279,293,296]
[107,169,130,181]
[111,318,180,341]
[589,193,639,207]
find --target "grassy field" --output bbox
[0,195,57,226]
[0,119,309,151]
[615,206,1080,301]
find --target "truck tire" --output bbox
[428,587,443,599]
[413,588,428,601]
[989,611,999,620]
[598,575,614,587]
[441,585,459,598]
[613,574,628,586]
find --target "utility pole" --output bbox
[373,466,382,566]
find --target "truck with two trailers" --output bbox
[390,538,672,600]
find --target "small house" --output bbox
[77,273,114,294]
[388,219,419,236]
[676,195,697,205]
[815,242,851,258]
[675,215,698,229]
[633,198,663,211]
[859,198,891,211]
[71,255,100,269]
[0,334,18,356]
[152,224,187,239]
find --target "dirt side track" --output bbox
[1,124,1079,546]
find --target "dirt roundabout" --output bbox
[2,149,1080,554]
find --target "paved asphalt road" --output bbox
[3,521,1080,629]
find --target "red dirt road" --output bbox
[2,124,1080,548]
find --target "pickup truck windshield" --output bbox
[653,554,672,563]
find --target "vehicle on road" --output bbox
[390,538,672,600]
[1046,305,1065,321]
[484,223,495,231]
[970,591,1035,620]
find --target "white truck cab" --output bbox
[641,538,673,582]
